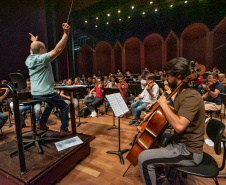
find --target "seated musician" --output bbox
[84,77,105,118]
[129,74,159,126]
[202,72,224,112]
[138,75,147,90]
[74,77,81,85]
[138,57,205,185]
[0,88,10,131]
[219,73,226,86]
[10,78,41,128]
[115,75,129,103]
[25,78,31,91]
[104,76,110,85]
[104,75,117,113]
[25,23,72,137]
[60,78,78,118]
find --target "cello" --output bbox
[126,63,206,166]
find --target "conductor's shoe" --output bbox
[37,124,49,130]
[60,129,72,137]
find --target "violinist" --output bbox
[0,88,10,131]
[129,74,159,126]
[105,76,117,113]
[84,77,105,117]
[138,58,205,185]
[202,72,224,112]
[115,75,129,103]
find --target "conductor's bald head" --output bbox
[30,41,47,54]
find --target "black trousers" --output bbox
[84,96,103,112]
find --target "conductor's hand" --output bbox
[62,23,70,35]
[29,33,38,42]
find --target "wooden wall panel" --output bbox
[94,41,112,75]
[113,41,123,74]
[211,17,226,74]
[123,37,142,74]
[180,23,210,67]
[78,44,94,77]
[165,31,179,63]
[143,33,164,72]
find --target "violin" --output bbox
[126,63,206,166]
[147,81,154,89]
[203,79,218,91]
[121,80,127,88]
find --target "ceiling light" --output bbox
[131,6,134,9]
[95,25,98,27]
[107,13,110,17]
[185,1,187,3]
[150,1,153,4]
[119,18,121,21]
[118,10,121,13]
[106,22,109,24]
[170,4,173,7]
[96,17,98,20]
[85,20,87,23]
[142,12,145,15]
[155,9,158,12]
[128,16,131,19]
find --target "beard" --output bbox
[168,79,177,90]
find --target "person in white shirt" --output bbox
[129,74,159,126]
[138,75,147,89]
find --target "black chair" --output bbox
[168,119,226,185]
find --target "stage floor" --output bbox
[0,132,94,185]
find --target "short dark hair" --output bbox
[98,77,104,81]
[211,72,218,79]
[26,78,30,82]
[163,57,191,80]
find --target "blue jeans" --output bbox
[131,101,150,120]
[33,92,69,131]
[0,112,8,130]
[19,104,41,124]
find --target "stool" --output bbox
[10,99,58,157]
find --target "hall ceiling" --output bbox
[58,0,226,43]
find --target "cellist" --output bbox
[138,57,205,185]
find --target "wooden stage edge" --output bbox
[0,133,95,185]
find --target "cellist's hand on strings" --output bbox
[29,33,38,42]
[62,23,70,35]
[157,95,170,108]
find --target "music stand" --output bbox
[72,87,88,127]
[106,93,129,165]
[104,88,120,130]
[128,84,142,97]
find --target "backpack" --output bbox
[79,107,91,118]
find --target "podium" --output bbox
[55,85,88,134]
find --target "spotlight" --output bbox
[170,4,173,7]
[106,22,109,24]
[185,1,187,3]
[95,25,98,27]
[128,16,131,19]
[142,12,145,15]
[119,18,121,21]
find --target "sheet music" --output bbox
[106,93,129,117]
[55,136,83,151]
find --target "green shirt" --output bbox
[25,52,55,95]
